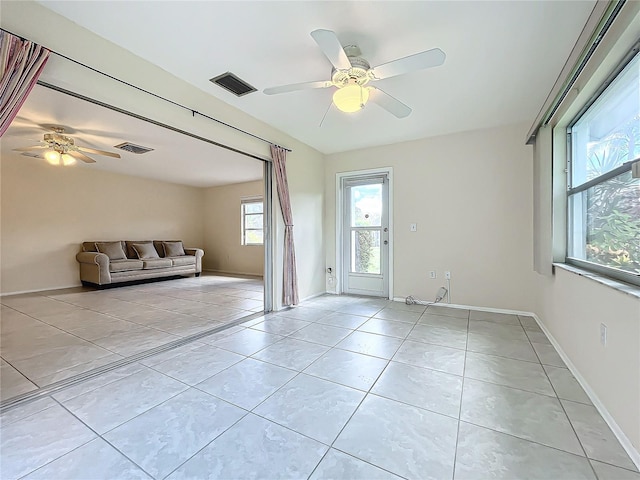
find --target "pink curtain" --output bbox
[0,31,50,137]
[270,145,299,306]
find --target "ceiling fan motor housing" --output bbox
[331,45,372,87]
[44,132,75,153]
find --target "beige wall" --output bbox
[535,270,640,454]
[203,180,264,276]
[325,123,536,311]
[1,1,327,306]
[0,153,204,294]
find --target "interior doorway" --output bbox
[337,169,392,298]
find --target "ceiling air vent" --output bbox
[209,72,257,97]
[21,152,41,158]
[114,142,154,154]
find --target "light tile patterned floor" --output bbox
[0,274,263,396]
[1,294,638,479]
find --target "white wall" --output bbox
[203,180,264,276]
[535,270,640,454]
[325,123,536,312]
[0,153,204,294]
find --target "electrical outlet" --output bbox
[445,271,451,279]
[410,223,417,232]
[429,271,437,279]
[600,323,607,346]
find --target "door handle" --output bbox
[384,240,388,245]
[383,227,388,232]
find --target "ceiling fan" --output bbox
[12,126,121,166]
[264,29,446,119]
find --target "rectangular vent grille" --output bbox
[21,152,42,158]
[210,72,257,97]
[114,142,154,154]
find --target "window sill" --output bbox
[553,263,640,300]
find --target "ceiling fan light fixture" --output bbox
[333,82,369,113]
[44,149,76,166]
[44,149,61,165]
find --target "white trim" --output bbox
[335,167,394,300]
[0,283,81,297]
[299,291,326,304]
[389,296,640,470]
[203,269,263,279]
[530,312,640,470]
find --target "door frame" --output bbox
[335,167,394,299]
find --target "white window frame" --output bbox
[241,197,264,246]
[565,51,640,287]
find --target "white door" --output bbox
[341,174,389,297]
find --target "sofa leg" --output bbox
[195,273,201,277]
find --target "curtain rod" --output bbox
[1,27,292,153]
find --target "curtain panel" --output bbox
[270,145,299,306]
[0,31,50,137]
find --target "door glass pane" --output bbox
[568,170,640,274]
[351,230,381,274]
[351,184,382,227]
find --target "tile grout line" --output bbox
[521,315,601,479]
[451,308,470,480]
[0,310,266,412]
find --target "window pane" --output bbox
[351,184,382,227]
[350,230,381,274]
[245,213,263,229]
[568,171,640,275]
[571,53,640,187]
[245,230,264,245]
[243,201,263,214]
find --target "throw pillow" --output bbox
[132,242,160,259]
[163,241,185,257]
[95,241,127,261]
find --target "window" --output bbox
[567,52,640,286]
[241,198,264,245]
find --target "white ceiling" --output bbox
[2,84,264,188]
[36,0,596,154]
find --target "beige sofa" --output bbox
[76,240,204,286]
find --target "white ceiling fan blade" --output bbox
[310,29,352,70]
[264,80,333,95]
[371,48,446,80]
[368,87,412,118]
[77,146,121,158]
[67,150,96,164]
[12,145,47,151]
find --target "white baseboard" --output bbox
[0,283,82,297]
[203,269,263,278]
[529,312,640,470]
[393,296,640,469]
[300,291,326,303]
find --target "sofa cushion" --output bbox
[163,241,186,257]
[168,256,196,267]
[153,240,181,257]
[109,259,144,273]
[125,240,153,259]
[142,258,173,269]
[95,241,127,261]
[132,243,160,259]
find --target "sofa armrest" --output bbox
[184,248,204,273]
[76,252,111,285]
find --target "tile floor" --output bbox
[1,294,639,479]
[0,274,263,398]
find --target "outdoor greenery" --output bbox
[584,116,640,274]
